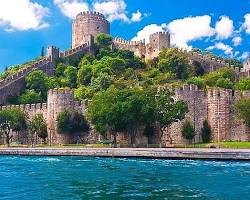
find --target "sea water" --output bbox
[0,156,249,200]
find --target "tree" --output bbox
[235,98,250,127]
[77,64,93,86]
[203,67,236,87]
[87,87,126,146]
[19,90,43,104]
[64,66,77,88]
[6,94,19,105]
[91,72,113,91]
[95,33,113,47]
[186,77,205,89]
[57,110,89,137]
[41,47,45,57]
[29,114,48,145]
[181,120,195,143]
[201,120,211,143]
[193,60,205,76]
[25,70,49,99]
[123,88,156,145]
[216,78,233,89]
[57,110,71,134]
[0,108,27,146]
[74,86,94,101]
[235,78,250,91]
[157,48,192,79]
[155,88,188,145]
[55,63,67,77]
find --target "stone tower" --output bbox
[243,59,250,71]
[146,32,171,59]
[72,11,110,48]
[47,88,78,144]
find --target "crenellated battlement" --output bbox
[113,37,145,46]
[149,32,170,38]
[0,102,47,112]
[75,11,105,19]
[0,57,50,89]
[48,88,73,96]
[184,50,232,68]
[59,43,88,58]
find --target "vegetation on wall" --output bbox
[57,110,89,136]
[235,98,250,127]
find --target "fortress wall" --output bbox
[0,103,48,120]
[207,88,233,141]
[207,88,250,142]
[0,86,249,145]
[47,88,97,144]
[59,43,90,58]
[0,58,53,105]
[0,103,48,144]
[164,85,208,145]
[230,91,250,141]
[186,51,230,72]
[112,37,146,58]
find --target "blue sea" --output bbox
[0,156,249,200]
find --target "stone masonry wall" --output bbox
[72,11,110,48]
[162,85,208,145]
[0,86,249,145]
[161,85,250,145]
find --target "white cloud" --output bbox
[93,0,130,22]
[234,51,240,57]
[167,15,215,49]
[243,14,250,34]
[54,0,89,19]
[206,42,233,56]
[132,15,215,50]
[131,24,166,43]
[215,16,234,39]
[0,0,49,31]
[232,36,242,47]
[54,0,143,23]
[239,52,250,60]
[131,10,142,22]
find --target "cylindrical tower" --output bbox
[47,88,76,144]
[72,11,110,48]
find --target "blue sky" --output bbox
[0,0,250,72]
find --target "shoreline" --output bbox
[0,148,250,160]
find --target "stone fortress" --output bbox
[0,11,250,145]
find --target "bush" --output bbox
[95,33,113,47]
[201,120,211,143]
[215,78,234,89]
[57,110,89,135]
[235,78,250,91]
[203,67,236,87]
[235,98,250,127]
[181,121,195,141]
[186,77,205,89]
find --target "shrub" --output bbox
[186,77,205,89]
[201,120,211,143]
[235,78,250,91]
[215,78,234,89]
[181,121,195,141]
[57,110,89,135]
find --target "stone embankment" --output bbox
[0,148,249,160]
